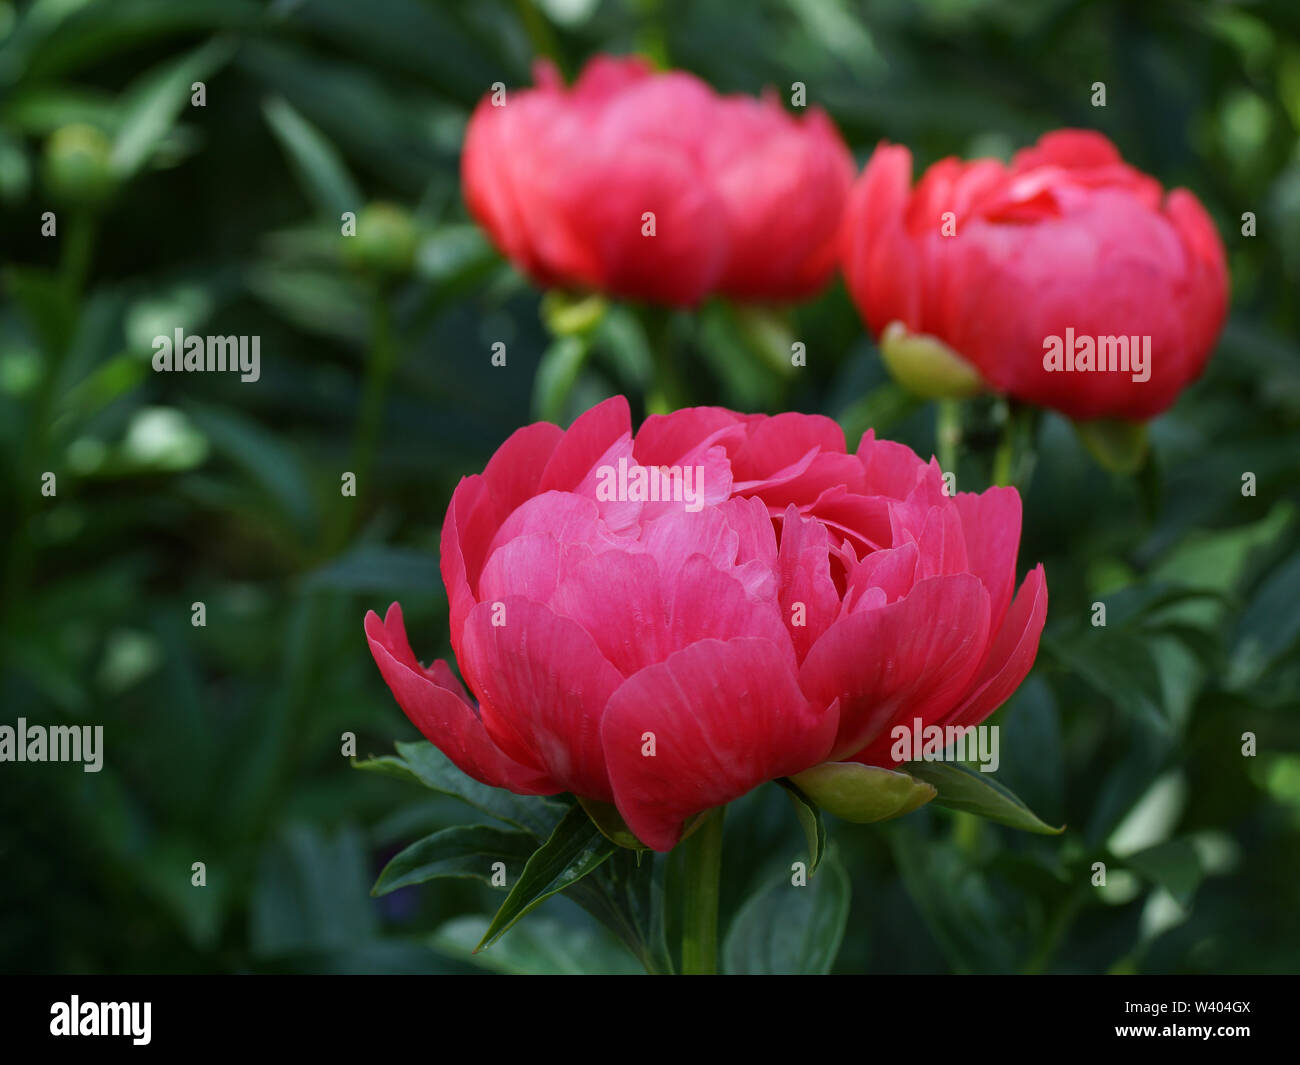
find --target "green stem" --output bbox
[61,210,96,300]
[992,429,1015,488]
[992,402,1039,489]
[643,308,686,415]
[680,806,724,974]
[328,284,396,555]
[935,398,962,476]
[512,0,565,72]
[2,211,96,619]
[633,0,670,67]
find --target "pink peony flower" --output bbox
[841,130,1229,420]
[461,54,855,306]
[366,397,1047,850]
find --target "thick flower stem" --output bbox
[680,806,725,974]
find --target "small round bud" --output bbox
[43,124,116,206]
[343,202,419,277]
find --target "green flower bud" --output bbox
[790,761,936,823]
[540,290,608,337]
[344,202,419,277]
[879,320,984,400]
[43,124,115,206]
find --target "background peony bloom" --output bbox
[841,130,1229,421]
[461,54,855,306]
[366,397,1046,851]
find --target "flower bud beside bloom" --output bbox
[841,130,1229,421]
[461,55,855,307]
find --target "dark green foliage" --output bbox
[1,0,1297,974]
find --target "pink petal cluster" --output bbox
[367,397,1046,851]
[841,130,1229,420]
[462,54,855,306]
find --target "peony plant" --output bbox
[359,397,1055,973]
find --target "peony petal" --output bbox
[440,475,499,656]
[482,421,566,518]
[667,553,788,652]
[601,638,839,850]
[775,505,841,662]
[940,563,1048,731]
[538,395,633,494]
[843,540,920,613]
[800,573,991,760]
[551,551,670,677]
[364,604,557,794]
[460,596,624,802]
[953,486,1022,632]
[633,407,746,466]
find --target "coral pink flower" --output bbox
[461,54,854,306]
[841,130,1228,420]
[366,397,1046,850]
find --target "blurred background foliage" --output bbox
[1,0,1298,974]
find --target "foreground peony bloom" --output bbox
[841,130,1229,421]
[461,54,855,306]
[366,397,1047,850]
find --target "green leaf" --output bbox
[372,824,537,896]
[903,762,1064,835]
[1124,838,1203,908]
[304,545,441,596]
[353,740,565,840]
[576,796,646,850]
[250,824,377,959]
[181,400,318,539]
[111,37,236,178]
[569,847,671,974]
[532,335,590,424]
[475,804,616,952]
[261,95,362,218]
[775,778,827,873]
[432,914,641,975]
[1230,550,1300,687]
[4,0,262,82]
[887,823,1020,973]
[722,853,850,974]
[1073,418,1149,475]
[5,266,76,355]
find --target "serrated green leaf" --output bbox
[476,804,616,952]
[372,824,537,896]
[903,762,1064,834]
